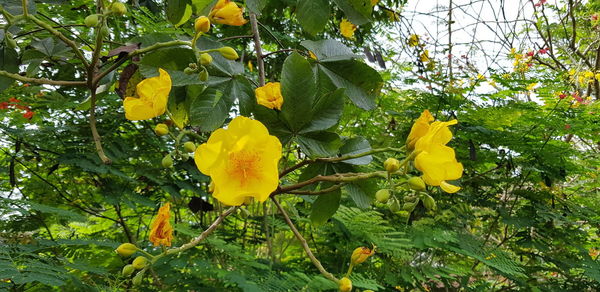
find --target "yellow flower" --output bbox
[149,203,173,247]
[210,0,248,26]
[339,277,352,292]
[406,110,434,151]
[526,82,537,91]
[255,82,284,110]
[340,18,357,39]
[194,116,282,206]
[308,51,317,60]
[420,50,430,62]
[414,121,463,193]
[477,73,485,80]
[123,68,171,121]
[408,34,419,47]
[510,47,516,54]
[350,246,376,265]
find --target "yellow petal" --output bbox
[440,181,461,193]
[123,97,155,121]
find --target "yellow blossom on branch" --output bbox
[123,68,171,121]
[340,18,357,39]
[194,116,282,206]
[149,203,174,247]
[406,109,434,151]
[350,246,376,265]
[255,82,284,110]
[209,0,248,26]
[420,50,430,62]
[408,34,419,47]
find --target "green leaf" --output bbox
[310,189,342,226]
[338,136,372,165]
[166,0,193,27]
[188,86,232,131]
[197,38,244,76]
[168,86,191,129]
[138,47,201,86]
[301,39,360,62]
[300,88,344,133]
[332,0,372,25]
[30,37,72,58]
[344,182,374,208]
[280,52,316,132]
[0,46,18,92]
[192,0,217,15]
[296,0,330,35]
[296,131,341,157]
[318,60,382,110]
[246,0,268,15]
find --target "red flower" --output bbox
[538,48,548,54]
[15,104,30,111]
[8,97,20,103]
[564,124,571,130]
[0,102,9,109]
[526,51,535,57]
[592,14,599,21]
[558,93,567,99]
[23,111,34,119]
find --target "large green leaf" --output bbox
[192,0,216,15]
[197,38,244,77]
[338,136,372,165]
[301,39,360,62]
[296,0,330,35]
[310,189,342,226]
[296,131,341,157]
[300,88,344,133]
[280,52,317,132]
[0,46,18,92]
[318,60,382,110]
[188,85,233,131]
[166,0,193,27]
[332,0,372,25]
[246,0,268,15]
[138,47,202,86]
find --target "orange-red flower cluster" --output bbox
[0,97,35,119]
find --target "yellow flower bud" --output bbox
[154,123,169,136]
[132,256,148,270]
[200,53,213,66]
[407,177,426,191]
[111,2,127,15]
[375,189,390,203]
[122,264,135,277]
[350,246,375,265]
[194,16,211,33]
[161,154,174,168]
[84,14,99,27]
[383,158,400,173]
[219,46,239,60]
[115,243,137,257]
[339,277,352,292]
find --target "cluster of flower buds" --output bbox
[115,243,149,286]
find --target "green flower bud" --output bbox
[4,33,17,49]
[132,270,144,286]
[402,201,417,212]
[403,194,418,203]
[132,256,148,270]
[396,210,410,218]
[115,243,137,257]
[84,14,99,27]
[111,2,127,15]
[183,67,196,75]
[407,177,426,191]
[183,141,196,153]
[383,157,400,173]
[122,264,135,277]
[200,53,213,66]
[422,194,436,211]
[161,154,174,168]
[198,68,209,81]
[388,198,401,212]
[99,26,110,38]
[154,123,169,136]
[375,189,391,203]
[218,46,239,60]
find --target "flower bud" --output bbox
[183,141,196,153]
[198,68,209,81]
[84,14,99,27]
[375,189,391,203]
[350,246,375,265]
[4,33,17,49]
[388,198,401,212]
[383,157,400,173]
[132,270,144,286]
[402,201,417,212]
[161,154,174,168]
[99,26,110,38]
[184,67,196,75]
[132,256,148,270]
[194,16,211,33]
[115,243,137,257]
[154,123,169,136]
[396,210,410,218]
[407,176,426,191]
[403,194,418,203]
[422,194,436,211]
[122,264,135,277]
[218,46,239,60]
[111,2,127,15]
[339,277,352,292]
[200,53,213,66]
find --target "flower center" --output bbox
[227,150,262,186]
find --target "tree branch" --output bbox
[249,13,265,86]
[0,70,86,87]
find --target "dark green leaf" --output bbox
[339,136,372,165]
[280,52,316,132]
[300,88,344,133]
[188,86,232,131]
[0,46,18,92]
[296,0,330,35]
[319,60,382,110]
[166,0,193,26]
[310,189,341,226]
[296,131,341,157]
[301,39,360,62]
[332,0,372,25]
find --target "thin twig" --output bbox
[249,13,265,86]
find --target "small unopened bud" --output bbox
[422,194,436,211]
[388,198,401,212]
[132,256,148,270]
[338,277,352,292]
[396,210,410,218]
[4,33,17,49]
[200,53,213,65]
[403,194,418,203]
[407,176,426,191]
[183,141,196,153]
[99,26,110,38]
[184,67,196,75]
[218,46,239,60]
[115,243,137,257]
[132,270,144,286]
[111,2,127,15]
[198,68,209,81]
[402,201,417,212]
[84,14,99,27]
[383,157,400,173]
[154,123,169,136]
[350,246,375,265]
[375,189,390,203]
[194,16,211,33]
[161,154,174,168]
[122,264,135,277]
